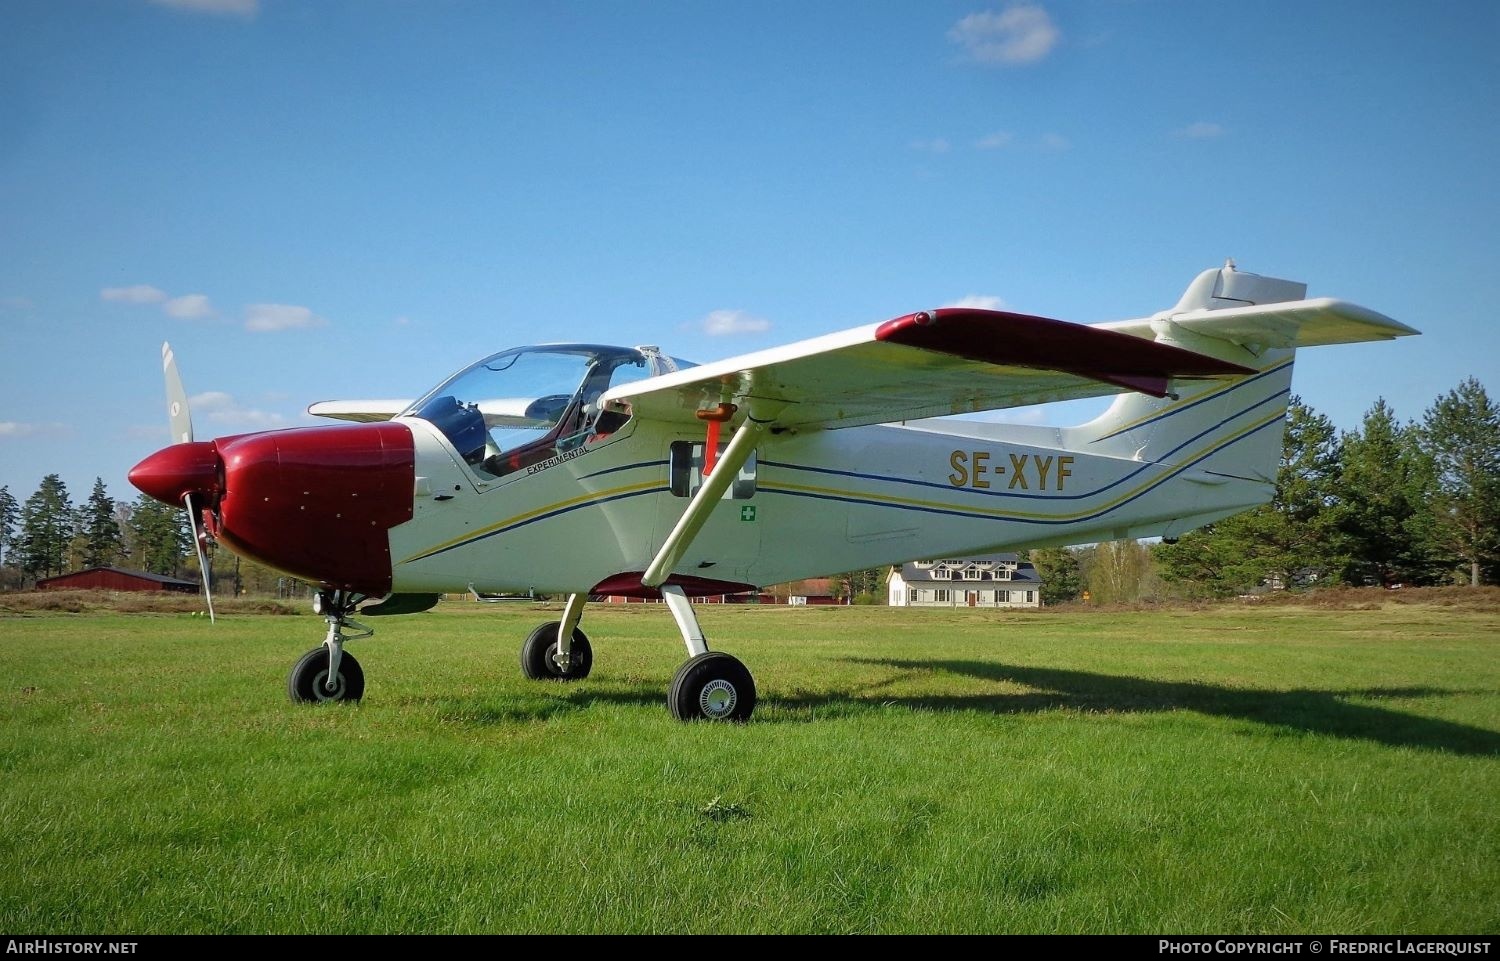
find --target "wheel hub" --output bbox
[312,669,346,702]
[699,679,737,718]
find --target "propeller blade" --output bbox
[185,492,216,624]
[162,342,194,445]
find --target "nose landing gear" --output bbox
[288,590,372,704]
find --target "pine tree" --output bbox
[0,485,18,567]
[17,474,74,577]
[1155,398,1343,594]
[1419,377,1500,585]
[80,478,126,569]
[1028,546,1082,604]
[1335,399,1435,586]
[127,496,191,576]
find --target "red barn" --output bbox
[37,566,199,594]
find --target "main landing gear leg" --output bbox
[662,584,756,722]
[288,590,371,704]
[520,593,593,681]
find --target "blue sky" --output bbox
[2,0,1497,505]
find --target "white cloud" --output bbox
[101,284,168,304]
[1038,131,1071,151]
[949,5,1060,66]
[164,293,216,320]
[943,295,1009,311]
[147,0,258,18]
[244,303,327,332]
[693,309,771,337]
[910,137,952,154]
[976,131,1015,150]
[189,391,288,428]
[1174,121,1226,140]
[0,421,71,438]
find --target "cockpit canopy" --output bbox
[402,344,691,478]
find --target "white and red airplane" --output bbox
[129,262,1416,721]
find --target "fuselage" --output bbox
[387,408,1273,596]
[131,338,1286,599]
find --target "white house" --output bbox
[887,554,1043,608]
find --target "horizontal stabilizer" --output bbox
[1099,298,1418,350]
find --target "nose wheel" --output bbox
[289,590,372,704]
[288,646,365,703]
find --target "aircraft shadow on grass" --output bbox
[424,661,1499,756]
[820,658,1500,757]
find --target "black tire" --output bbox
[668,651,756,722]
[520,622,593,680]
[287,647,365,704]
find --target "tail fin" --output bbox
[1065,262,1416,483]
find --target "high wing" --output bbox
[601,307,1256,430]
[308,398,553,428]
[307,400,411,423]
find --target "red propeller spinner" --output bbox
[128,441,222,509]
[130,344,416,598]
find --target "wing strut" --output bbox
[642,405,779,589]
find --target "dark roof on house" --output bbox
[37,566,200,588]
[891,553,1043,586]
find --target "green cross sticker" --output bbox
[740,505,757,522]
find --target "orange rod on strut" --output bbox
[694,403,736,477]
[703,419,720,476]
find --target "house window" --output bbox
[997,568,1011,580]
[996,590,1010,603]
[933,589,950,603]
[908,588,919,604]
[1025,591,1035,604]
[963,568,981,580]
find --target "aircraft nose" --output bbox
[128,441,222,506]
[212,423,415,595]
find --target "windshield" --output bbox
[403,345,659,478]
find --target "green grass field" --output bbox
[1,597,1497,933]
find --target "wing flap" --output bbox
[603,308,1253,430]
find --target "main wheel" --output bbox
[520,622,593,680]
[287,647,365,704]
[668,651,756,722]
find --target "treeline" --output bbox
[1032,377,1500,601]
[0,476,301,596]
[5,377,1493,600]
